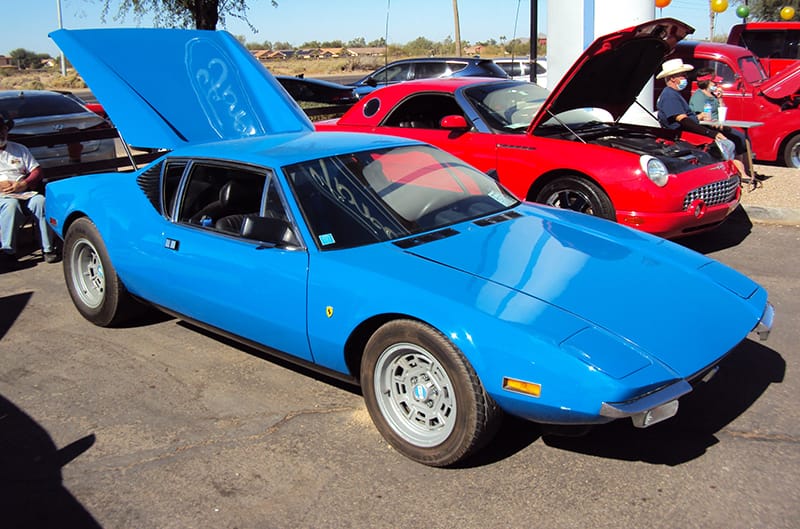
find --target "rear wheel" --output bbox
[535,175,615,220]
[782,133,800,168]
[361,320,501,467]
[63,217,136,327]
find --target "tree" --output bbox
[347,37,367,48]
[738,0,800,20]
[9,48,51,70]
[99,0,278,30]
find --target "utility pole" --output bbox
[56,0,66,75]
[452,0,462,56]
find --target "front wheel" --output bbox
[535,175,615,220]
[782,133,800,168]
[63,217,136,327]
[361,320,501,467]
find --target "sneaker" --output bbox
[43,251,61,264]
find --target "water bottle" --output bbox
[703,101,712,118]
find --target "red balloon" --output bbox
[655,0,672,7]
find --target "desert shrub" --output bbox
[48,73,87,89]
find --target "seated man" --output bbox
[656,59,751,179]
[0,113,58,266]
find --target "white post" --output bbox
[546,0,657,123]
[56,0,66,76]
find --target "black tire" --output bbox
[782,133,800,168]
[535,175,615,220]
[63,217,135,327]
[361,319,501,467]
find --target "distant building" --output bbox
[0,55,14,68]
[345,47,386,57]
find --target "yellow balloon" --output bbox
[711,0,728,14]
[781,6,796,20]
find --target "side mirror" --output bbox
[440,115,469,130]
[241,216,301,248]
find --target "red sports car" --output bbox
[317,18,742,239]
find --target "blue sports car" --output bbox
[46,28,774,467]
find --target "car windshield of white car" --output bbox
[464,83,548,132]
[284,145,518,250]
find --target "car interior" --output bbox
[382,94,465,129]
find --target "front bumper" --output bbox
[617,175,741,239]
[599,301,774,428]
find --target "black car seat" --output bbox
[190,180,261,227]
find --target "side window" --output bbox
[162,161,187,218]
[382,94,465,129]
[693,59,737,87]
[445,61,468,75]
[414,61,448,79]
[374,64,411,83]
[176,163,266,235]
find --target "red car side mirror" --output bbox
[440,115,469,130]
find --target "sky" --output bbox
[3,0,746,57]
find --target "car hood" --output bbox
[758,61,800,99]
[529,18,693,132]
[49,28,313,151]
[404,207,762,376]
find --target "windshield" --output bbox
[739,56,769,84]
[464,82,549,133]
[284,145,519,250]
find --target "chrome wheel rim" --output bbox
[70,237,106,309]
[790,143,800,168]
[374,343,456,447]
[544,189,595,214]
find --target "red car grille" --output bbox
[683,176,740,209]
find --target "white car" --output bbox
[493,57,547,87]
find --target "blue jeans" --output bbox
[0,194,54,255]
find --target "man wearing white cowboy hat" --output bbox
[655,58,749,178]
[0,112,58,267]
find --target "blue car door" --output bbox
[159,160,313,362]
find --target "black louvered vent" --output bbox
[136,162,163,213]
[394,228,459,249]
[472,210,522,226]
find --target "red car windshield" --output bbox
[739,56,769,85]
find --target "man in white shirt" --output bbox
[0,113,57,267]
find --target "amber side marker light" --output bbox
[502,377,541,398]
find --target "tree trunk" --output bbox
[193,0,220,30]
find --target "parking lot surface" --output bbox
[1,209,798,529]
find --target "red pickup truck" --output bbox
[727,21,800,77]
[666,41,800,168]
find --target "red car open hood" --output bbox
[529,18,694,132]
[759,61,800,99]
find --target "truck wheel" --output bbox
[782,133,800,168]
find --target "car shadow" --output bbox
[0,291,33,339]
[539,338,784,466]
[678,204,753,254]
[176,320,362,395]
[0,394,100,528]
